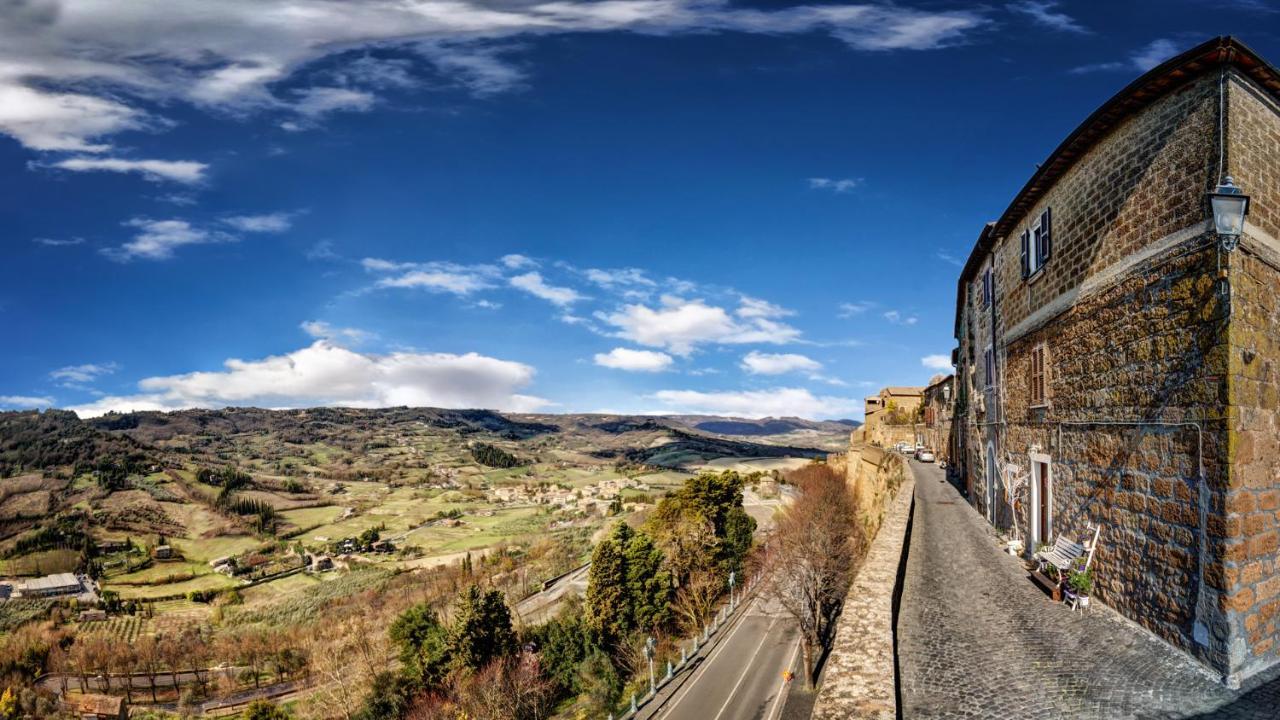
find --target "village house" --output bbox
[860,387,924,447]
[920,374,955,464]
[951,36,1280,685]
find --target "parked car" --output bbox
[917,449,936,462]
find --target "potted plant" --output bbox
[1066,565,1093,608]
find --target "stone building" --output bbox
[951,36,1280,685]
[920,374,955,463]
[861,386,924,447]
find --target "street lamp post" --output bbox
[1210,176,1250,252]
[645,635,656,696]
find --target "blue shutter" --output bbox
[1020,230,1030,279]
[1040,207,1052,264]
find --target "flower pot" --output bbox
[1078,595,1090,608]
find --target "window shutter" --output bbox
[1020,230,1030,279]
[1040,208,1052,264]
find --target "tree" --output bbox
[524,604,596,696]
[135,635,163,702]
[448,586,516,673]
[448,651,554,720]
[583,532,629,646]
[622,527,671,633]
[243,699,290,720]
[763,464,862,688]
[0,687,16,720]
[389,603,450,686]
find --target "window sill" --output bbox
[1029,403,1050,410]
[1026,267,1046,285]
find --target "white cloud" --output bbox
[936,250,963,267]
[585,267,656,289]
[736,296,793,319]
[741,351,821,375]
[838,301,873,318]
[67,341,548,417]
[0,395,55,408]
[884,310,918,326]
[104,219,225,262]
[104,214,285,261]
[222,212,293,233]
[600,297,801,355]
[501,254,536,269]
[921,354,953,371]
[378,269,494,295]
[47,156,208,184]
[650,387,859,419]
[510,272,585,306]
[808,177,863,193]
[594,347,674,372]
[365,260,499,295]
[1006,1,1088,33]
[50,363,118,384]
[292,87,376,118]
[0,85,145,152]
[300,320,372,344]
[1070,38,1179,74]
[0,1,986,152]
[33,237,85,247]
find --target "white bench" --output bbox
[1035,536,1085,572]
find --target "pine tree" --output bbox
[448,585,516,672]
[584,534,630,645]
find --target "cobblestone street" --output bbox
[897,459,1280,719]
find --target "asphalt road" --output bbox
[640,595,799,720]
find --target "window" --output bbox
[1021,207,1053,280]
[983,345,994,389]
[1030,342,1049,407]
[981,267,993,307]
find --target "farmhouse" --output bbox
[17,572,81,598]
[951,36,1280,685]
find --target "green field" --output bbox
[109,573,236,600]
[2,548,79,576]
[108,560,212,585]
[168,535,263,564]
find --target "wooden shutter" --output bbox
[1020,230,1030,279]
[1040,207,1052,264]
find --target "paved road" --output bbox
[639,595,799,720]
[897,459,1280,719]
[514,563,591,625]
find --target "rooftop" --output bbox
[21,572,80,592]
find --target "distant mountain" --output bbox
[661,415,860,437]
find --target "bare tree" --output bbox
[135,634,163,702]
[763,464,863,687]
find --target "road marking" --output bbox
[765,638,802,720]
[710,616,778,720]
[654,598,761,720]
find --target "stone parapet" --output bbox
[812,459,915,720]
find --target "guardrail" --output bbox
[605,577,759,719]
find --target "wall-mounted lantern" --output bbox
[1210,176,1250,252]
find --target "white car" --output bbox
[917,449,936,462]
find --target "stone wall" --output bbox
[847,445,909,545]
[1218,70,1280,681]
[813,453,914,720]
[1001,242,1231,672]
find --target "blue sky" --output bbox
[2,1,1278,420]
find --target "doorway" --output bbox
[985,442,998,525]
[1029,453,1052,548]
